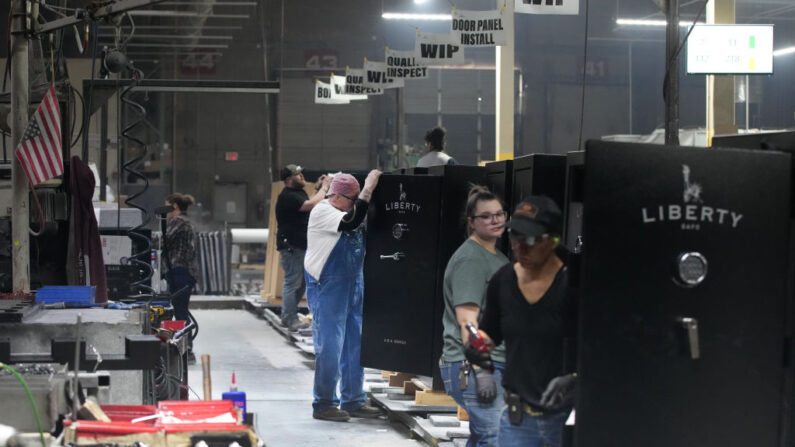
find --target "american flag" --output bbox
[15,85,63,186]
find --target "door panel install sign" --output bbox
[451,9,507,47]
[414,31,465,66]
[515,0,579,15]
[363,60,405,89]
[385,47,429,79]
[344,68,384,96]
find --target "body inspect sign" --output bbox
[315,80,349,104]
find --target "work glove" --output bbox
[464,341,494,371]
[473,367,497,404]
[540,373,577,409]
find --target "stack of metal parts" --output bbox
[0,365,69,432]
[197,231,229,295]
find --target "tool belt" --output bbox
[504,391,544,425]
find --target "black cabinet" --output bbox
[511,154,566,212]
[362,174,443,378]
[362,166,487,386]
[485,160,513,257]
[575,140,792,447]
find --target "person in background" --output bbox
[466,196,578,447]
[416,126,458,168]
[164,193,200,324]
[304,170,383,422]
[275,164,332,331]
[440,185,509,447]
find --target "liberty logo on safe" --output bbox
[641,164,743,231]
[385,183,421,214]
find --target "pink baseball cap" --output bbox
[327,173,360,199]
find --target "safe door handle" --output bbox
[678,317,700,360]
[380,252,405,261]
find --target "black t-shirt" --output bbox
[480,263,577,412]
[275,187,309,250]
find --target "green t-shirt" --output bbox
[441,238,509,363]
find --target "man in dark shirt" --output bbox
[275,164,331,331]
[466,196,577,447]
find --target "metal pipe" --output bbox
[10,0,30,292]
[100,103,108,202]
[664,0,680,145]
[72,313,83,418]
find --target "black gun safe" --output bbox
[362,166,486,386]
[574,140,792,447]
[485,160,513,256]
[511,154,566,211]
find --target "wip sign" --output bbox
[451,9,507,47]
[514,0,579,15]
[315,80,349,105]
[363,60,405,89]
[344,68,384,95]
[385,47,429,79]
[415,31,464,66]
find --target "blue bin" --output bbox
[36,286,96,306]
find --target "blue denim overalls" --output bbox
[304,226,366,413]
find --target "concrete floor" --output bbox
[187,309,427,447]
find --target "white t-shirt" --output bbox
[304,199,347,280]
[416,151,452,168]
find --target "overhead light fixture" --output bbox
[382,12,452,20]
[413,0,428,4]
[616,18,705,27]
[774,46,795,57]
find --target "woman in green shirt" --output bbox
[439,185,509,447]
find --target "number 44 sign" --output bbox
[180,53,216,74]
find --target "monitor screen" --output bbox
[686,24,774,75]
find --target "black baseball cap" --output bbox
[505,196,563,237]
[280,164,303,180]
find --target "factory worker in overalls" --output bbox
[304,170,383,422]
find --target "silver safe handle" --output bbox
[379,252,405,261]
[679,317,700,360]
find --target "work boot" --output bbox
[348,404,382,418]
[288,319,309,332]
[312,407,350,422]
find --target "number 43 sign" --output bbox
[305,50,339,69]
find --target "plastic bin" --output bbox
[36,286,96,306]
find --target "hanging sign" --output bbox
[514,0,579,15]
[315,79,350,104]
[414,31,465,66]
[451,9,507,47]
[344,67,384,95]
[363,59,405,89]
[385,47,429,79]
[330,74,367,101]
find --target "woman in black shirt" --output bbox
[467,196,577,447]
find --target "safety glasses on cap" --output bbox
[508,230,557,247]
